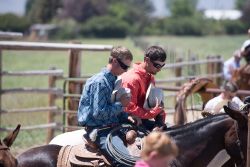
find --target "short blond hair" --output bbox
[109,46,133,63]
[141,132,178,160]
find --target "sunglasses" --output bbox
[151,61,165,69]
[117,58,130,71]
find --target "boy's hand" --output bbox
[128,116,142,126]
[120,94,130,107]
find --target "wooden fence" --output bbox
[0,41,112,143]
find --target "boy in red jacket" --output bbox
[121,46,167,131]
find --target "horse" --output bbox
[1,105,247,167]
[0,124,20,167]
[232,64,250,99]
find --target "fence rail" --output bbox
[1,87,63,95]
[163,58,223,69]
[0,32,23,39]
[2,69,64,76]
[0,41,113,51]
[0,106,60,114]
[0,123,58,132]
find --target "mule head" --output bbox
[224,106,248,167]
[0,124,20,167]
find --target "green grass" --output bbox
[0,35,248,154]
[139,35,248,59]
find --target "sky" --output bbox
[0,0,27,16]
[0,0,236,17]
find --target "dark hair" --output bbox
[222,81,238,93]
[244,46,250,63]
[144,46,167,62]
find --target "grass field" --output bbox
[0,35,248,154]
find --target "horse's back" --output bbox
[17,145,61,167]
[49,129,86,146]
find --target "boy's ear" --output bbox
[149,151,159,159]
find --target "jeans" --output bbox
[85,126,130,167]
[141,114,166,131]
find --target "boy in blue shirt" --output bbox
[78,46,136,166]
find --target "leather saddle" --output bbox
[57,143,111,167]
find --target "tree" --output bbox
[167,0,198,18]
[26,0,62,23]
[241,0,250,26]
[107,0,153,34]
[59,0,108,22]
[236,0,247,9]
[0,14,30,32]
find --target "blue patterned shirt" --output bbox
[78,68,128,127]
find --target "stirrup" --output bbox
[83,137,98,150]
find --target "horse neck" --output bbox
[169,115,234,166]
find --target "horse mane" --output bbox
[166,113,228,139]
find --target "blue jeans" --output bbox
[85,127,130,167]
[141,114,166,131]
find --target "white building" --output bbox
[203,9,242,20]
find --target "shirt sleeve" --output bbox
[92,82,123,120]
[124,80,162,119]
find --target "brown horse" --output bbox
[232,64,250,99]
[0,105,248,167]
[168,105,248,167]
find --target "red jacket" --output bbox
[121,63,165,120]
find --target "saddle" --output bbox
[57,125,145,167]
[57,144,111,167]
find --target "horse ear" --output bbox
[224,106,247,126]
[3,124,21,147]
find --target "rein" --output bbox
[234,121,245,166]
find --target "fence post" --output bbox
[248,112,250,167]
[215,55,222,85]
[0,50,2,125]
[67,42,81,130]
[47,67,56,143]
[206,55,212,76]
[175,57,183,86]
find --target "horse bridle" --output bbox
[0,145,9,150]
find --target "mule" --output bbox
[0,124,20,167]
[2,105,247,167]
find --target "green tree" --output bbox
[236,0,247,9]
[107,0,153,34]
[167,0,198,17]
[80,16,130,38]
[0,14,30,32]
[26,0,62,23]
[59,0,108,22]
[241,0,250,26]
